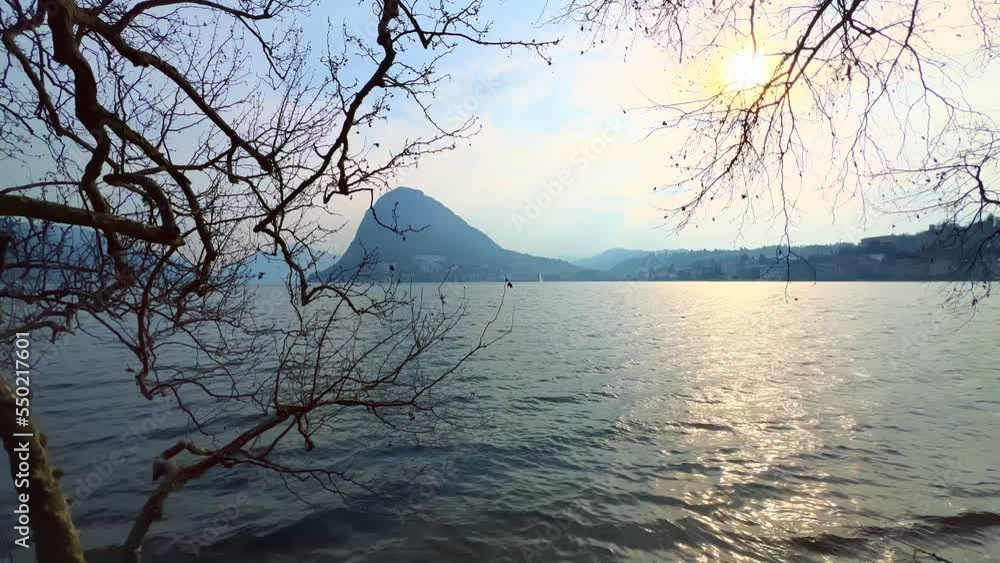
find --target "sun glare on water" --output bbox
[723,49,770,92]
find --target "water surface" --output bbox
[3,282,999,562]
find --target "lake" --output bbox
[3,282,999,562]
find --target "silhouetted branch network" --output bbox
[0,0,534,559]
[561,0,1000,299]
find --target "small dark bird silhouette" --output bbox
[504,276,514,289]
[389,264,395,272]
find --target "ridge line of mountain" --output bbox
[307,187,998,283]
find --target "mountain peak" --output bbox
[382,186,425,199]
[318,187,579,282]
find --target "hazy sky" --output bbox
[7,1,999,261]
[308,1,1000,260]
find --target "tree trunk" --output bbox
[119,479,175,563]
[0,378,87,563]
[118,461,213,563]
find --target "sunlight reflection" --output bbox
[627,284,862,558]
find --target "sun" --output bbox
[723,49,770,92]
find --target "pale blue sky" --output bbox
[6,1,997,260]
[313,0,999,259]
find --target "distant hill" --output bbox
[317,188,582,282]
[573,248,653,270]
[605,219,999,281]
[6,199,997,285]
[314,190,998,283]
